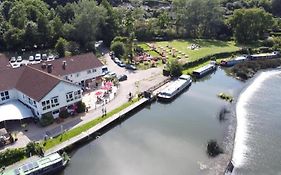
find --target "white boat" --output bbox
[192,62,216,78]
[3,152,70,175]
[158,75,192,101]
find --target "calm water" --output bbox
[233,69,281,175]
[59,69,244,175]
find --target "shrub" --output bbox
[26,142,43,156]
[110,41,125,58]
[76,101,86,113]
[207,140,223,157]
[167,59,182,77]
[40,112,54,127]
[0,148,26,167]
[59,109,70,118]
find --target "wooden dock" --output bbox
[45,98,149,155]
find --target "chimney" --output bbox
[47,64,53,73]
[41,63,47,69]
[62,61,67,70]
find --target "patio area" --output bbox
[82,81,118,111]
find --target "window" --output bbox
[87,70,91,74]
[76,73,80,77]
[74,90,81,99]
[66,92,73,102]
[92,69,96,72]
[51,96,59,107]
[42,100,51,110]
[0,91,9,101]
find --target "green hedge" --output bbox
[0,148,25,167]
[40,112,54,127]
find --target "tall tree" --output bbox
[172,0,223,38]
[70,0,105,48]
[272,0,281,17]
[229,8,273,43]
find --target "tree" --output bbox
[272,0,281,17]
[4,28,24,50]
[172,0,223,38]
[55,37,68,58]
[70,0,106,48]
[110,41,125,58]
[24,21,38,49]
[229,8,273,43]
[167,59,182,77]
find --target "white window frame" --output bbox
[74,90,81,99]
[42,100,51,110]
[0,91,9,101]
[66,92,74,102]
[51,96,59,107]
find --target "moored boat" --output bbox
[192,62,217,78]
[2,152,70,175]
[220,56,248,67]
[157,74,192,101]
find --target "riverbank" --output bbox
[229,58,281,80]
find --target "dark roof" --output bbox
[0,67,24,92]
[30,53,104,77]
[16,66,62,101]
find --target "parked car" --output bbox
[118,74,127,81]
[47,55,55,61]
[35,54,41,61]
[114,57,121,63]
[29,56,34,61]
[117,61,126,67]
[108,72,117,77]
[42,54,47,60]
[10,57,16,63]
[16,56,23,62]
[125,64,137,70]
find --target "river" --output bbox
[59,68,244,175]
[232,69,281,175]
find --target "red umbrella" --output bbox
[105,82,113,87]
[95,91,103,96]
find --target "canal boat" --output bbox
[157,74,192,101]
[2,152,70,175]
[220,56,248,67]
[192,62,216,78]
[249,51,280,60]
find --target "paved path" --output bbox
[44,98,149,155]
[1,53,167,151]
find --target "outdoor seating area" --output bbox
[146,43,189,61]
[82,81,118,111]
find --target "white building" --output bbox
[0,53,104,122]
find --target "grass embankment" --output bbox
[229,58,281,80]
[43,98,140,150]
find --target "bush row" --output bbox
[0,142,43,167]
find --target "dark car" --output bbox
[118,74,127,81]
[125,64,137,70]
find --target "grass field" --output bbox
[154,39,240,61]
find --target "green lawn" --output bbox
[154,39,240,62]
[42,98,140,150]
[138,43,151,51]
